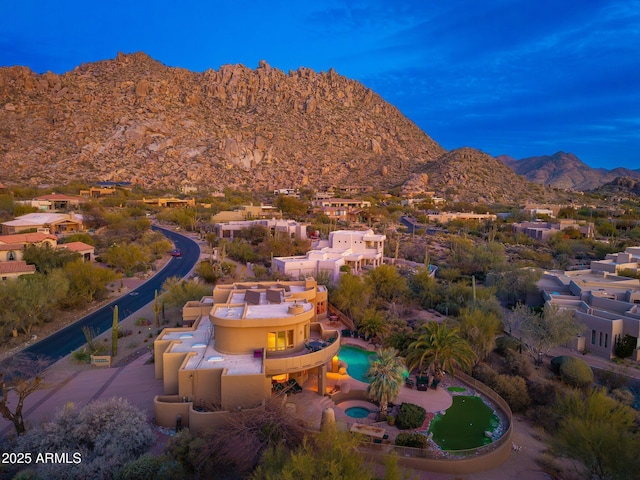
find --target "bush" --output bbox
[527,379,563,407]
[114,454,162,480]
[614,334,637,358]
[395,432,427,449]
[135,317,151,326]
[550,355,574,374]
[558,357,594,388]
[495,335,522,356]
[14,397,155,480]
[610,387,635,406]
[472,362,498,386]
[71,347,91,364]
[395,402,426,430]
[491,374,531,413]
[503,349,532,377]
[118,328,133,338]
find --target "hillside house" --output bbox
[273,229,386,281]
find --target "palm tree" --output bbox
[405,321,476,379]
[366,347,405,421]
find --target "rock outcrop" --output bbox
[0,52,445,191]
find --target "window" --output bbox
[604,333,608,349]
[599,332,603,347]
[7,251,16,261]
[267,329,294,351]
[591,330,596,345]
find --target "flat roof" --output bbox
[163,317,263,375]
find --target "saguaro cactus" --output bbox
[112,305,119,357]
[153,289,161,329]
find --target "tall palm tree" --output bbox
[366,347,405,421]
[406,321,476,378]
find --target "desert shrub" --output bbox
[492,374,531,413]
[558,357,594,388]
[135,317,151,326]
[14,397,155,480]
[162,429,204,478]
[597,367,629,391]
[614,334,636,358]
[610,387,635,406]
[71,347,91,364]
[395,402,426,430]
[118,328,133,338]
[549,355,570,374]
[527,379,563,407]
[114,454,162,480]
[395,432,427,448]
[472,362,498,386]
[195,260,222,284]
[495,335,522,356]
[503,349,532,377]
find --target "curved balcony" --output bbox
[264,336,340,375]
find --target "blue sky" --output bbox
[1,0,638,170]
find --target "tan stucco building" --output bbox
[541,247,640,360]
[154,278,339,432]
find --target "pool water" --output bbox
[338,345,376,382]
[345,406,371,418]
[428,395,501,450]
[338,345,409,383]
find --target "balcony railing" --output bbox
[264,338,340,375]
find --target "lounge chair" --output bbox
[287,378,303,394]
[405,377,415,388]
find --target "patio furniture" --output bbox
[287,378,303,394]
[404,377,415,388]
[416,375,429,391]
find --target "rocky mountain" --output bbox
[498,152,640,191]
[405,147,568,204]
[0,52,445,192]
[589,177,640,200]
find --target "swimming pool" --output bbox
[338,345,409,383]
[338,345,376,382]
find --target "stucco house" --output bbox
[0,232,58,262]
[0,261,36,281]
[273,229,386,281]
[214,218,308,240]
[1,213,84,235]
[540,247,640,360]
[153,278,339,432]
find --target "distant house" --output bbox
[57,241,95,262]
[512,219,594,242]
[1,213,84,235]
[33,193,86,211]
[214,219,308,240]
[0,261,36,281]
[141,197,195,208]
[0,232,58,262]
[541,247,640,360]
[273,229,386,281]
[211,204,282,223]
[79,187,118,199]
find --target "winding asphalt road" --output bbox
[19,226,200,367]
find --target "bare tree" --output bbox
[0,354,50,434]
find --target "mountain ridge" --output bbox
[498,152,640,191]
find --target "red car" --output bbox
[171,249,181,257]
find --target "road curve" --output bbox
[18,226,200,367]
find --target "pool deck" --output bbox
[287,338,454,432]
